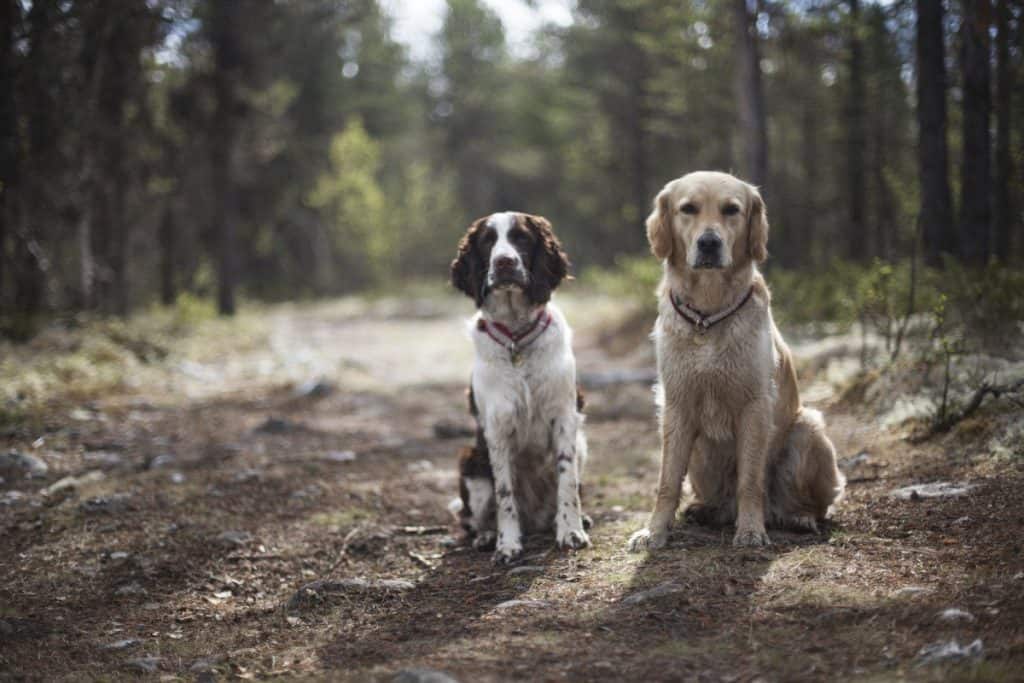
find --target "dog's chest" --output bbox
[659,317,769,442]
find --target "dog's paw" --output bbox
[557,527,591,551]
[581,513,593,530]
[787,515,819,534]
[492,543,524,566]
[472,530,497,552]
[626,527,667,553]
[733,527,771,548]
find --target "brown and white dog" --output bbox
[449,211,590,565]
[628,171,844,552]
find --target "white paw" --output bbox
[627,527,667,553]
[492,542,524,566]
[733,526,771,547]
[556,526,591,550]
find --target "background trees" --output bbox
[1,0,1021,331]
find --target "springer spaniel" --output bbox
[449,211,590,565]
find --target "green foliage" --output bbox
[308,118,389,288]
[584,255,1024,348]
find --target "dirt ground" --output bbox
[1,293,1022,682]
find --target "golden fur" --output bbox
[628,171,844,551]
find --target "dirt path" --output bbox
[1,295,1021,681]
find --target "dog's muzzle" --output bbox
[694,231,724,269]
[488,255,527,287]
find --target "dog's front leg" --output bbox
[485,421,524,565]
[553,412,589,550]
[628,405,696,552]
[734,398,772,547]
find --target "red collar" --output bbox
[477,308,553,358]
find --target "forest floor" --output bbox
[1,291,1022,682]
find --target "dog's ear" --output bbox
[646,188,674,260]
[747,185,769,263]
[524,214,570,305]
[451,218,488,305]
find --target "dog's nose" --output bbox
[494,255,517,270]
[697,231,722,254]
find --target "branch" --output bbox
[909,377,1024,443]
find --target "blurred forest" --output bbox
[1,0,1023,332]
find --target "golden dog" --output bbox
[628,171,844,551]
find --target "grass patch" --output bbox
[308,507,375,529]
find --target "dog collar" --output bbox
[671,286,754,333]
[477,308,553,365]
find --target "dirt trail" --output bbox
[1,294,1022,681]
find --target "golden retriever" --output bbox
[628,171,844,551]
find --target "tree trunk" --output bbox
[799,104,818,268]
[211,2,239,316]
[993,0,1013,261]
[845,0,868,262]
[959,0,992,265]
[915,0,956,266]
[733,0,768,190]
[159,204,176,306]
[0,0,18,312]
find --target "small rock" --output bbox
[79,493,132,515]
[169,472,186,484]
[294,377,336,399]
[83,451,124,469]
[286,578,415,611]
[890,481,978,500]
[838,450,871,471]
[916,638,983,666]
[190,656,224,673]
[148,453,177,469]
[216,530,253,547]
[109,551,130,561]
[115,582,147,597]
[124,656,162,673]
[0,491,28,506]
[392,669,461,683]
[231,468,262,483]
[494,599,550,610]
[255,417,303,435]
[0,451,48,478]
[621,582,685,606]
[893,586,931,598]
[290,484,321,501]
[507,565,544,576]
[323,450,356,463]
[103,638,141,650]
[938,607,975,623]
[432,421,475,440]
[43,470,105,496]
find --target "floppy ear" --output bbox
[524,214,570,305]
[646,189,674,260]
[747,186,769,263]
[451,218,488,305]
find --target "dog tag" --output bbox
[511,350,523,366]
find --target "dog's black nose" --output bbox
[697,232,721,254]
[494,255,517,270]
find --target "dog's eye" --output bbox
[509,229,532,244]
[680,203,698,215]
[722,204,741,216]
[481,229,496,245]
